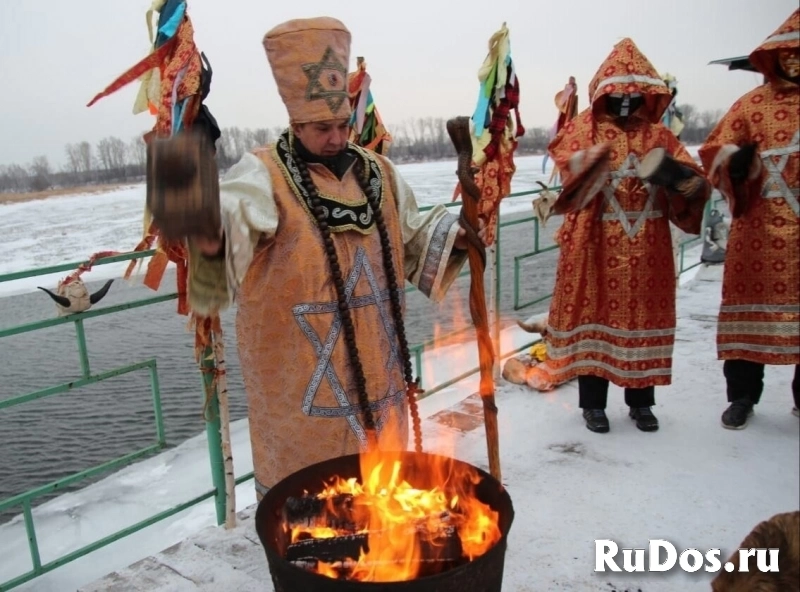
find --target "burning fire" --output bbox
[285,441,501,582]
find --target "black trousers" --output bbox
[578,375,655,409]
[724,360,800,407]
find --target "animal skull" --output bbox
[516,312,549,335]
[38,278,113,316]
[532,181,559,227]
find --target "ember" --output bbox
[257,450,514,591]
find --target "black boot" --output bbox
[721,399,754,430]
[629,407,659,432]
[582,408,610,433]
[624,386,658,432]
[579,375,610,433]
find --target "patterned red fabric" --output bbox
[544,38,708,388]
[472,149,516,246]
[699,9,799,365]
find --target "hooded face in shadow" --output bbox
[748,9,800,85]
[587,38,673,127]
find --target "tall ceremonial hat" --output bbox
[263,17,353,123]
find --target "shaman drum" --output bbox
[146,129,221,241]
[638,147,693,188]
[554,142,611,214]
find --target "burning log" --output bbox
[288,532,367,564]
[285,490,465,578]
[287,523,465,578]
[283,493,357,530]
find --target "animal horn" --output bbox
[38,287,71,309]
[89,279,114,305]
[536,181,549,191]
[516,313,549,334]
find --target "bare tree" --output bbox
[676,104,723,144]
[128,134,147,174]
[65,143,82,177]
[0,164,30,192]
[96,136,128,180]
[78,141,94,182]
[252,127,271,147]
[678,103,697,130]
[28,156,52,192]
[699,109,724,132]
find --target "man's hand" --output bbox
[454,218,489,251]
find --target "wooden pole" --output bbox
[446,116,502,483]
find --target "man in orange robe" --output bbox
[177,17,477,498]
[699,9,800,430]
[545,38,709,434]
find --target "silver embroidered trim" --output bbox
[720,303,800,314]
[547,340,675,362]
[718,343,800,355]
[763,31,800,44]
[717,321,800,336]
[359,205,374,226]
[547,359,672,379]
[546,323,676,340]
[760,130,799,215]
[601,153,660,239]
[292,246,405,446]
[332,207,358,222]
[592,74,667,100]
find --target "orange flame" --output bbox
[288,430,501,582]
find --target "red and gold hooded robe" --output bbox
[699,9,800,366]
[544,38,708,388]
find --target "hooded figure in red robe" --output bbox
[545,38,709,434]
[699,9,800,430]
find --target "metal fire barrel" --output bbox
[255,451,515,592]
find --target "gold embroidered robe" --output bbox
[187,138,465,496]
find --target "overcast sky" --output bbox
[0,0,795,168]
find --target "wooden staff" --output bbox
[446,116,501,482]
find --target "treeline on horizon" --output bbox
[0,104,723,194]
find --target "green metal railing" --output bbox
[0,184,712,590]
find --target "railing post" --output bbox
[74,319,91,378]
[149,362,167,448]
[22,499,42,573]
[200,346,226,526]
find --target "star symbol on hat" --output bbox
[302,46,349,114]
